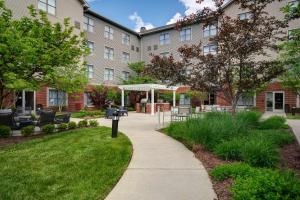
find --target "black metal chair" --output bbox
[119,106,128,116]
[106,108,115,119]
[55,113,71,124]
[0,112,19,130]
[35,110,56,128]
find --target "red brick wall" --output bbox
[36,86,48,108]
[216,91,231,106]
[256,82,296,112]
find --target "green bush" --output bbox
[58,123,68,131]
[78,120,88,128]
[68,121,77,129]
[211,163,300,200]
[71,110,104,118]
[42,124,55,134]
[214,138,244,161]
[250,129,294,147]
[21,126,35,137]
[0,125,11,138]
[236,111,262,127]
[89,120,99,127]
[242,139,279,168]
[259,116,287,130]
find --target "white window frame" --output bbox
[84,16,94,32]
[180,27,192,41]
[122,52,130,63]
[87,65,94,79]
[122,33,130,45]
[87,41,94,54]
[122,71,130,81]
[104,68,114,81]
[104,47,114,60]
[238,12,253,20]
[203,44,217,55]
[104,26,114,40]
[38,0,56,15]
[84,92,93,107]
[203,24,217,38]
[47,88,67,107]
[160,33,170,45]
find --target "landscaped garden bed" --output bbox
[71,110,105,119]
[164,112,300,200]
[0,127,132,200]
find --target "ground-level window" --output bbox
[87,65,93,79]
[204,93,215,105]
[48,89,67,107]
[84,92,93,107]
[237,94,254,106]
[179,93,191,105]
[122,71,130,81]
[104,68,114,81]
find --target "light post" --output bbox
[112,110,120,138]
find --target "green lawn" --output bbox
[286,114,300,120]
[0,127,132,200]
[71,110,105,119]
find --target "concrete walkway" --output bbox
[287,120,300,144]
[76,112,216,200]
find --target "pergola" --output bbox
[118,84,179,115]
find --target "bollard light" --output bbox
[112,109,120,138]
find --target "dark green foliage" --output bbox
[89,120,99,127]
[0,125,11,138]
[21,126,35,137]
[71,110,104,118]
[42,124,55,134]
[259,116,287,130]
[236,111,261,127]
[214,139,244,161]
[68,121,77,129]
[58,123,68,132]
[78,120,88,128]
[212,163,300,200]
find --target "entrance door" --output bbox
[15,91,35,112]
[265,92,284,112]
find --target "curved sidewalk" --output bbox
[98,112,216,200]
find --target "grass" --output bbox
[71,110,105,118]
[0,127,132,200]
[287,114,300,120]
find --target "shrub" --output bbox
[0,125,11,138]
[89,120,99,127]
[242,139,279,168]
[250,130,294,147]
[21,126,35,137]
[68,121,77,129]
[42,124,55,134]
[71,110,104,118]
[214,138,244,160]
[236,111,262,127]
[259,116,286,130]
[78,120,88,128]
[58,123,68,131]
[211,163,300,200]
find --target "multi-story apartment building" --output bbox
[4,0,300,112]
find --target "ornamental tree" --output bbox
[280,2,300,97]
[145,0,287,112]
[0,1,88,109]
[123,62,156,84]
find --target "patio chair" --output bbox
[0,112,19,130]
[55,113,71,124]
[171,106,179,122]
[119,106,128,116]
[106,108,115,119]
[0,109,12,114]
[35,110,56,128]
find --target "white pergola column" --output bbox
[121,89,125,107]
[146,90,149,101]
[173,90,176,107]
[297,95,300,107]
[151,89,155,115]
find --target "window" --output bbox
[147,46,152,51]
[160,52,169,57]
[104,26,114,40]
[38,0,56,15]
[203,44,217,55]
[122,52,130,63]
[122,71,130,81]
[87,41,94,54]
[104,47,114,60]
[104,68,114,81]
[122,33,130,45]
[84,92,93,107]
[131,45,135,51]
[48,89,66,107]
[84,16,94,32]
[180,28,192,41]
[238,12,252,20]
[160,33,170,45]
[203,24,217,37]
[154,45,158,50]
[87,65,93,79]
[136,47,140,52]
[179,94,191,105]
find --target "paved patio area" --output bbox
[74,112,216,200]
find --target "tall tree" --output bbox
[145,0,287,112]
[123,62,156,84]
[0,1,88,109]
[280,1,300,98]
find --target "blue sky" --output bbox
[86,0,215,31]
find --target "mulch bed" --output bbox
[0,134,43,149]
[280,142,300,177]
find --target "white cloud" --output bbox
[166,0,215,25]
[129,12,155,32]
[166,12,183,25]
